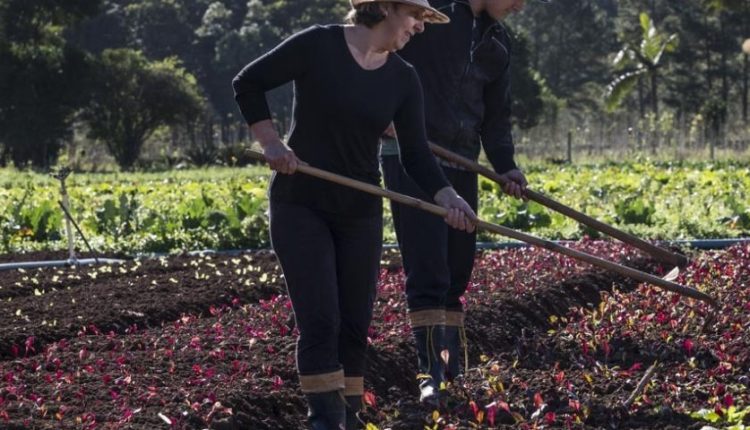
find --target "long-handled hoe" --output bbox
[247,150,717,309]
[429,144,689,270]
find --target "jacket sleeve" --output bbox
[480,34,517,174]
[393,67,450,198]
[232,26,318,126]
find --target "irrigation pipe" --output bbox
[0,258,126,271]
[127,238,748,258]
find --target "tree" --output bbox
[706,0,750,121]
[115,0,195,62]
[67,1,130,55]
[508,28,545,129]
[209,0,349,141]
[513,0,619,108]
[0,0,101,168]
[83,49,203,169]
[704,0,746,10]
[605,12,678,116]
[197,1,268,144]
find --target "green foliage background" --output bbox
[17,0,744,168]
[1,0,748,253]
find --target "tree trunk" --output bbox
[551,20,563,92]
[719,14,729,104]
[704,15,713,91]
[116,126,145,171]
[203,115,215,149]
[203,118,214,151]
[744,3,749,122]
[650,70,659,156]
[187,119,196,149]
[33,141,49,169]
[238,123,247,143]
[121,136,142,171]
[650,69,659,116]
[221,116,229,145]
[744,53,748,122]
[637,76,646,119]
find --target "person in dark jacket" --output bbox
[232,1,476,428]
[380,0,545,404]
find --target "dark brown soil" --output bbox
[0,244,741,429]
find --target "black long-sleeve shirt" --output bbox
[396,0,517,173]
[233,25,450,217]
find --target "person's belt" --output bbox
[438,157,468,171]
[433,141,469,171]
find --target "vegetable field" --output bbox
[0,240,748,429]
[0,161,748,429]
[1,161,748,255]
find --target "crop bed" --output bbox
[0,241,747,429]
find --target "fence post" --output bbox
[566,131,572,164]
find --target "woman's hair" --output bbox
[346,2,398,28]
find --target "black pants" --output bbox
[270,200,382,379]
[381,155,477,312]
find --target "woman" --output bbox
[232,1,475,428]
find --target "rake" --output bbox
[429,143,689,269]
[247,150,716,308]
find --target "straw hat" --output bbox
[350,0,450,24]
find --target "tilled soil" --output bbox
[0,245,740,429]
[0,251,284,360]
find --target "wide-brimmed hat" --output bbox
[350,0,450,24]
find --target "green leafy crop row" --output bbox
[477,161,750,242]
[0,161,748,255]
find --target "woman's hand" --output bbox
[250,120,300,174]
[434,187,476,232]
[263,141,299,174]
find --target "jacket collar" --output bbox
[450,0,504,34]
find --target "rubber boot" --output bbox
[306,390,346,430]
[413,325,444,405]
[345,395,362,430]
[443,324,467,381]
